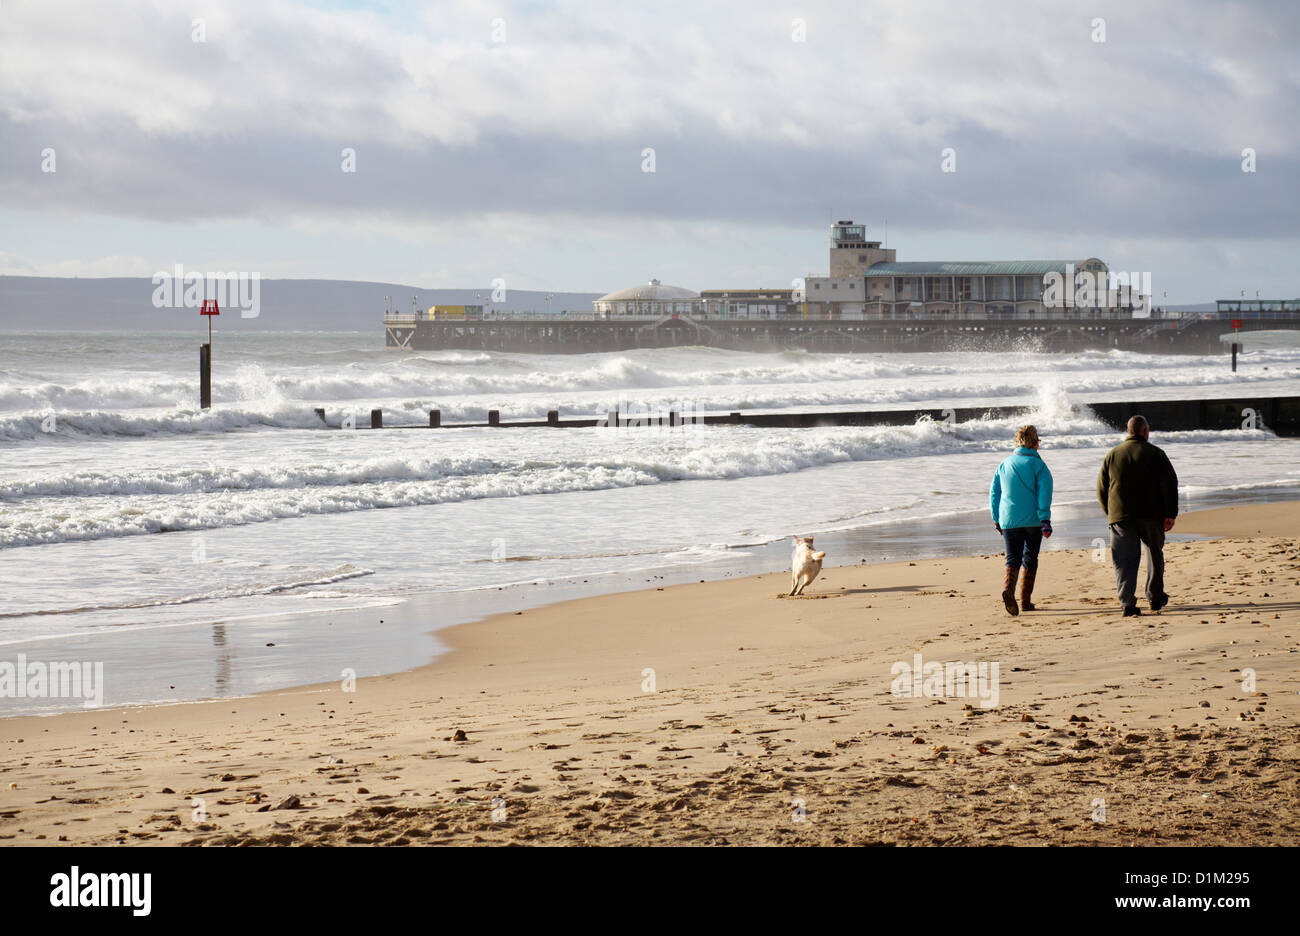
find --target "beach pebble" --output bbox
[357,787,369,794]
[273,795,301,810]
[451,729,468,742]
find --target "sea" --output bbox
[2,329,1299,714]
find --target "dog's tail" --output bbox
[813,550,826,561]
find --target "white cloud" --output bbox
[0,252,155,277]
[0,0,1296,290]
[2,0,1294,155]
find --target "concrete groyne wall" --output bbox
[325,396,1300,437]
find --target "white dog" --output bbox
[789,535,826,596]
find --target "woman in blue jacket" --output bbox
[989,425,1054,615]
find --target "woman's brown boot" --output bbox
[1001,566,1020,616]
[1020,570,1037,611]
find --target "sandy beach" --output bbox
[2,501,1297,846]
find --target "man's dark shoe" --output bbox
[1150,593,1169,612]
[1122,605,1142,617]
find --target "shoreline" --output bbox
[5,484,1300,719]
[1,500,1297,845]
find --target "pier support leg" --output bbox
[199,343,211,410]
[314,407,325,423]
[547,409,559,426]
[371,409,383,429]
[488,409,500,427]
[430,409,441,428]
[1231,342,1239,372]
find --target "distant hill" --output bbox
[0,277,603,331]
[0,276,1225,330]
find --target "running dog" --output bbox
[790,535,826,596]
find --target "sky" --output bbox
[1,0,1297,302]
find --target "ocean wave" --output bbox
[0,405,326,441]
[4,346,1299,428]
[0,400,1279,549]
[0,564,374,620]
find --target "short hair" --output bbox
[1127,415,1149,436]
[1014,424,1039,448]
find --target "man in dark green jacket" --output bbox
[1097,415,1179,616]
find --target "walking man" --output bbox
[1097,415,1179,616]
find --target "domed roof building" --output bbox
[593,279,699,317]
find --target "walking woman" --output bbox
[989,425,1054,615]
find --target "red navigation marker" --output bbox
[199,299,218,408]
[1230,318,1243,329]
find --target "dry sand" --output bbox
[2,503,1297,846]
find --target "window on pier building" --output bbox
[925,277,953,302]
[1017,276,1043,301]
[986,276,1014,301]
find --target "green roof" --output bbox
[863,261,1096,277]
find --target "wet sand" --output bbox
[2,502,1297,845]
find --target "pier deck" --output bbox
[384,312,1297,354]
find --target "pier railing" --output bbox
[382,308,1262,325]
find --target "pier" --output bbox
[384,309,1298,355]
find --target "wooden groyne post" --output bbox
[199,344,212,410]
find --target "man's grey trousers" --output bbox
[1110,518,1167,609]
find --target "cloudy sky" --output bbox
[1,0,1296,302]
